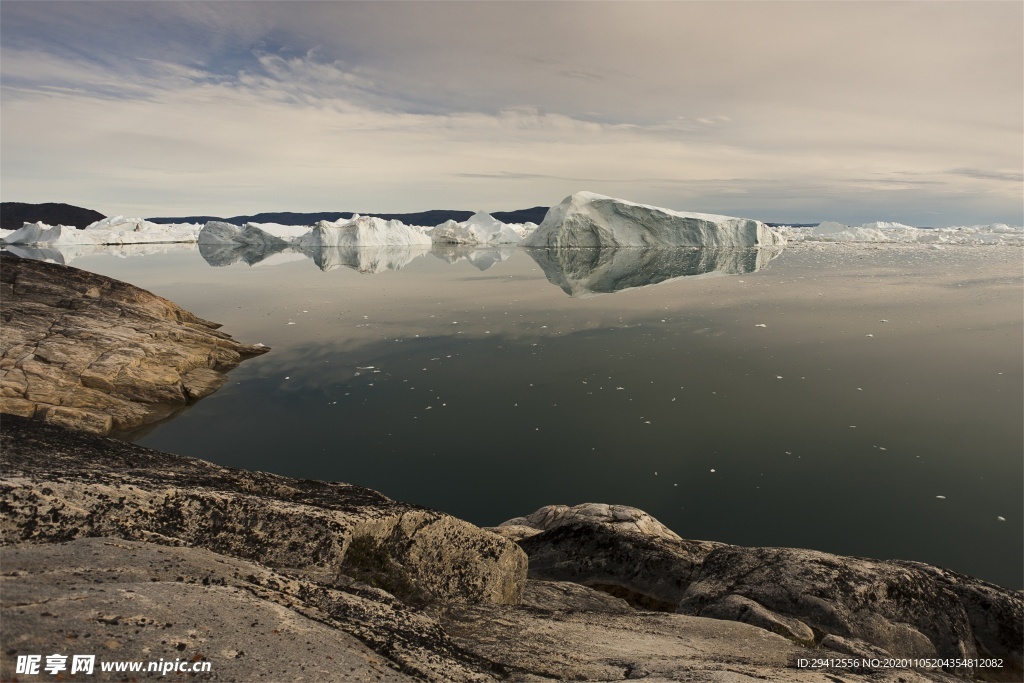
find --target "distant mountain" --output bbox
[148,206,551,227]
[1,202,106,230]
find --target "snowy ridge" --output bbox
[776,222,1024,245]
[523,192,784,248]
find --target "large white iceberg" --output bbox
[296,215,432,248]
[431,211,527,245]
[1,217,202,246]
[522,192,784,248]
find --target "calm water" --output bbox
[35,242,1023,588]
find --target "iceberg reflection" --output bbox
[429,246,514,271]
[526,246,784,296]
[3,242,198,266]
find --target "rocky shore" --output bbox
[0,252,267,435]
[1,255,1020,682]
[2,415,1021,682]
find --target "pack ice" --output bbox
[1,217,202,246]
[522,192,785,248]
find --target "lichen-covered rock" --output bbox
[0,252,268,435]
[0,415,527,607]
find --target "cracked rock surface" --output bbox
[0,252,268,435]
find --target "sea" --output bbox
[10,240,1022,589]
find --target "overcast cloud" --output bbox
[1,1,1021,225]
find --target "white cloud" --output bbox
[1,1,1020,225]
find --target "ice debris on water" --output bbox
[997,516,1006,522]
[936,495,946,499]
[755,324,767,328]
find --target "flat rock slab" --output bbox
[0,252,268,435]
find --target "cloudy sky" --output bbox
[2,1,1021,225]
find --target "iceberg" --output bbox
[522,192,784,249]
[430,211,525,245]
[1,217,202,246]
[198,221,290,251]
[297,215,432,248]
[775,221,1024,245]
[528,246,783,297]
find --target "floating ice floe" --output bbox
[1,217,203,246]
[775,221,1023,245]
[523,191,785,248]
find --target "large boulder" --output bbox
[493,503,722,611]
[0,253,268,435]
[522,191,785,248]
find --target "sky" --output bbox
[1,1,1021,226]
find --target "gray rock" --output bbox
[678,545,1024,679]
[1,538,491,682]
[503,503,1023,681]
[515,522,722,611]
[440,586,958,683]
[0,252,268,435]
[0,415,527,608]
[496,502,684,542]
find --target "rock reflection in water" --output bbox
[526,246,784,296]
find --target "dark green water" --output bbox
[55,243,1023,588]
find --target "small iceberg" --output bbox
[522,192,785,248]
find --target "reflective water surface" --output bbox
[25,242,1023,588]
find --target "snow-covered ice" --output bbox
[522,191,785,248]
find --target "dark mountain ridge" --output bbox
[1,202,106,230]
